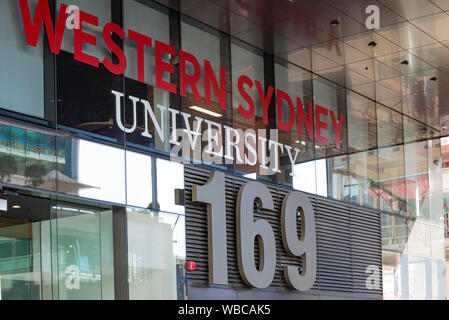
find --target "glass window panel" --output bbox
[231,42,265,177]
[0,123,56,192]
[0,194,114,301]
[181,22,221,101]
[292,159,327,196]
[56,52,124,144]
[275,59,314,184]
[180,21,225,168]
[378,145,407,215]
[123,1,171,153]
[407,220,431,257]
[56,137,126,204]
[127,209,186,300]
[99,210,114,300]
[126,151,153,209]
[0,124,25,186]
[403,115,428,143]
[377,105,404,147]
[347,91,377,152]
[56,0,123,144]
[24,130,57,192]
[404,141,430,219]
[0,216,46,300]
[382,214,408,300]
[156,158,184,215]
[57,0,111,60]
[327,155,349,201]
[428,139,444,223]
[292,160,317,195]
[52,202,113,300]
[382,214,408,253]
[313,77,348,157]
[124,0,169,87]
[0,0,44,118]
[348,150,379,209]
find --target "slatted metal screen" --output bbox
[184,165,383,299]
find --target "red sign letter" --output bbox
[296,98,314,141]
[255,81,274,125]
[155,41,176,94]
[74,10,99,68]
[330,110,345,150]
[128,30,152,83]
[180,50,201,101]
[205,60,226,110]
[276,89,295,132]
[19,0,68,54]
[237,75,255,119]
[315,105,329,146]
[103,23,127,75]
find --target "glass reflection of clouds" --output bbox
[156,159,184,215]
[293,159,328,197]
[77,140,126,204]
[126,151,152,208]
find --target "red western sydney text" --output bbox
[18,0,345,149]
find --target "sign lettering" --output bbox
[192,171,317,291]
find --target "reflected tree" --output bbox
[0,154,17,183]
[25,163,47,188]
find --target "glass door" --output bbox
[0,192,115,300]
[0,194,50,300]
[50,202,114,300]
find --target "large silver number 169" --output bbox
[192,171,317,291]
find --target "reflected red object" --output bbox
[187,261,196,271]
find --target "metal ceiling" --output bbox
[155,0,449,135]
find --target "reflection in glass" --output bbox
[348,150,379,209]
[0,220,44,300]
[404,141,430,219]
[377,105,403,148]
[57,137,126,204]
[0,194,114,300]
[347,91,377,152]
[124,0,169,87]
[181,21,221,101]
[292,159,327,196]
[231,42,265,177]
[126,151,152,209]
[0,0,45,118]
[382,214,408,300]
[326,154,349,201]
[378,145,406,215]
[57,0,111,60]
[313,76,348,157]
[124,0,171,153]
[0,123,56,192]
[156,158,184,215]
[275,59,314,184]
[127,208,186,300]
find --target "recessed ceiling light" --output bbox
[12,205,21,209]
[189,106,223,118]
[368,41,377,47]
[330,19,340,26]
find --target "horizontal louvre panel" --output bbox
[184,166,382,298]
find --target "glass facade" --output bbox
[0,0,448,300]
